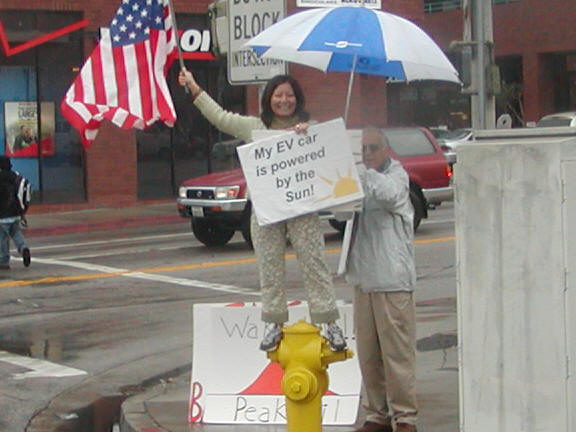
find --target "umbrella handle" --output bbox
[344,54,358,126]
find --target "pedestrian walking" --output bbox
[346,127,418,432]
[178,68,346,352]
[0,156,31,270]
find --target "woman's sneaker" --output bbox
[260,323,283,351]
[325,322,347,351]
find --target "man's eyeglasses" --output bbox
[362,143,382,153]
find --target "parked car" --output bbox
[177,127,453,247]
[435,128,473,165]
[429,127,452,140]
[536,111,576,128]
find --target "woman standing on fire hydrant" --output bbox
[178,68,346,352]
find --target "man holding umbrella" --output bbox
[346,127,418,432]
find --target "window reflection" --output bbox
[137,57,245,199]
[0,10,86,204]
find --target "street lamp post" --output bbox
[460,0,496,130]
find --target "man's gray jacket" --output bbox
[346,159,416,292]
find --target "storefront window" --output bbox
[136,14,245,200]
[0,10,86,204]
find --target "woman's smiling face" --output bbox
[270,82,297,118]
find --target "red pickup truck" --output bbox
[177,127,452,246]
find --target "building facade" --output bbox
[5,1,569,207]
[2,0,428,206]
[421,0,576,127]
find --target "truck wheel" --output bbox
[192,219,235,247]
[241,213,253,248]
[410,190,424,231]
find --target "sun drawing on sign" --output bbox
[315,167,360,203]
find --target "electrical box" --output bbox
[455,127,576,431]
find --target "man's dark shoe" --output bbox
[354,421,393,432]
[22,248,31,267]
[0,264,10,270]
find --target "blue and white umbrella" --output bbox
[246,6,459,82]
[245,7,460,119]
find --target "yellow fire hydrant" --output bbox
[268,320,354,432]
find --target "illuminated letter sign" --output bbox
[181,29,216,61]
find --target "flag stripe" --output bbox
[124,44,142,122]
[101,34,118,107]
[91,43,106,105]
[80,58,95,105]
[145,35,159,122]
[113,44,129,113]
[71,81,91,122]
[136,39,153,123]
[155,29,176,124]
[111,109,129,127]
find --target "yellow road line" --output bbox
[0,236,455,289]
[0,273,121,288]
[136,257,258,274]
[415,236,456,244]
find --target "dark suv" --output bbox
[177,127,452,246]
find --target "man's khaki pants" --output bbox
[354,288,418,428]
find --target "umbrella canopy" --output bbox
[245,6,460,84]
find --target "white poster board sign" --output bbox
[237,118,364,226]
[336,128,363,275]
[189,301,361,425]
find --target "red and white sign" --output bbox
[189,301,361,425]
[180,29,217,61]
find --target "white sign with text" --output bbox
[228,0,286,84]
[189,301,361,425]
[237,118,364,226]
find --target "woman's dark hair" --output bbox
[260,75,310,128]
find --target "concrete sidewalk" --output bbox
[119,295,458,432]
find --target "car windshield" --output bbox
[430,128,451,139]
[384,129,436,156]
[536,117,574,127]
[210,138,244,172]
[441,129,471,140]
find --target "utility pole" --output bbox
[461,0,496,130]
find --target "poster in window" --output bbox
[4,101,55,157]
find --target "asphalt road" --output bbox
[0,202,456,432]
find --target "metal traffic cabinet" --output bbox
[454,127,576,432]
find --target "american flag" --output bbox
[61,0,178,148]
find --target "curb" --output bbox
[120,368,191,432]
